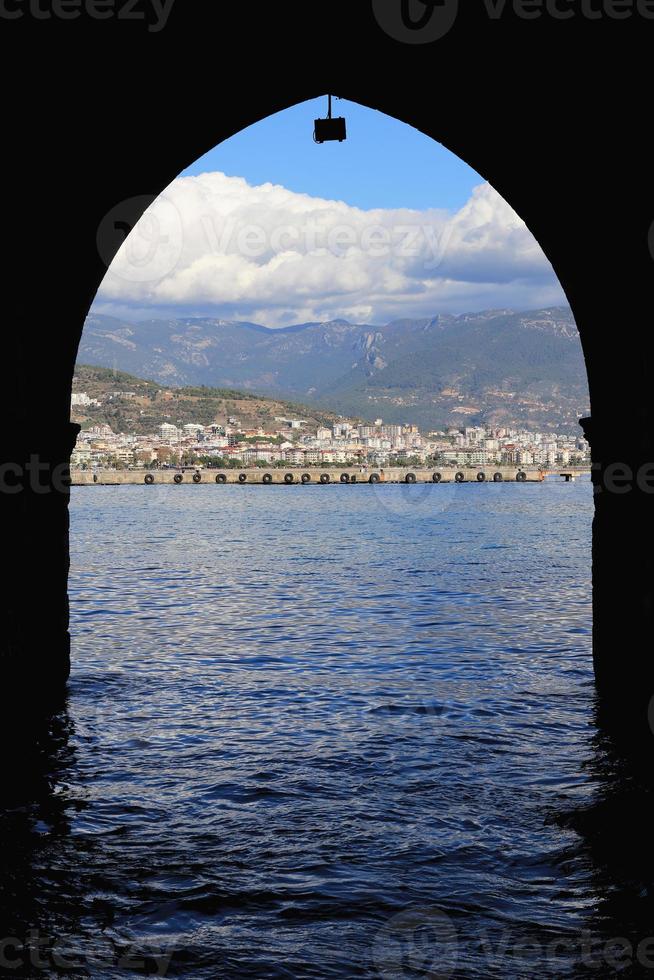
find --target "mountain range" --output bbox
[79,307,589,431]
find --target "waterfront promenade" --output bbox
[70,466,589,487]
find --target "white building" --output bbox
[159,423,179,441]
[71,392,100,407]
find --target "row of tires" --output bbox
[144,470,529,485]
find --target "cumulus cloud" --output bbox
[94,172,566,326]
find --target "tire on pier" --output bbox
[432,472,442,483]
[193,472,202,483]
[284,473,294,484]
[262,473,273,484]
[493,472,503,483]
[369,473,380,484]
[215,473,227,484]
[455,471,465,483]
[340,473,350,483]
[320,473,330,484]
[301,473,311,484]
[350,474,357,483]
[144,473,155,485]
[405,473,417,484]
[174,473,183,484]
[516,471,527,482]
[477,471,486,482]
[238,473,247,483]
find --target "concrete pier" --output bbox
[71,466,556,486]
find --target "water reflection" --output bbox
[0,708,85,977]
[548,701,654,978]
[0,709,174,977]
[7,694,654,976]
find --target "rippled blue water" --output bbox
[5,480,611,977]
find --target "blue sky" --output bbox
[180,97,481,212]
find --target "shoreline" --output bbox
[70,466,589,486]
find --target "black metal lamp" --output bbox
[314,95,347,144]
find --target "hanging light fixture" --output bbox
[313,95,347,144]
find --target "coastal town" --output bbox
[71,389,590,472]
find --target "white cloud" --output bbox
[94,172,566,326]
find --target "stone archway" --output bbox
[4,6,652,729]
